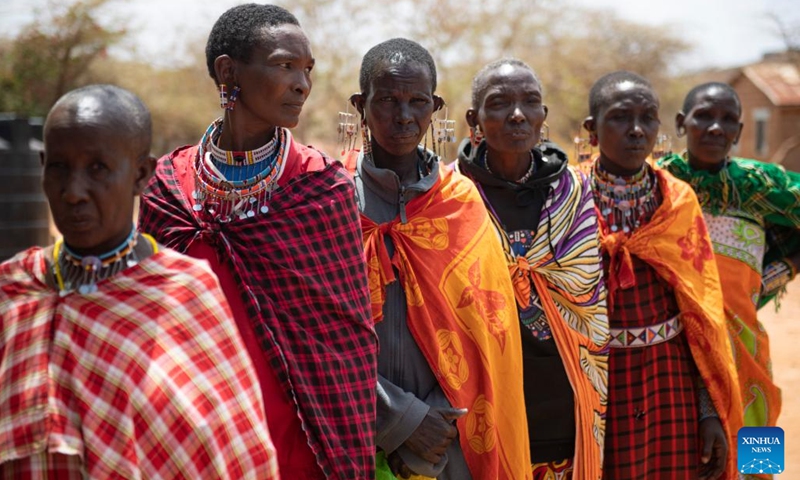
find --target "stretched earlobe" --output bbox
[349,93,365,116]
[433,95,445,112]
[465,109,478,129]
[582,116,595,134]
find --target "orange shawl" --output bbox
[362,165,531,480]
[599,166,744,478]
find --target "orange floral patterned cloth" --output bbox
[361,165,532,480]
[598,166,744,478]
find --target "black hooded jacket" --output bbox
[456,139,577,463]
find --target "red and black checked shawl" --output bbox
[139,142,377,479]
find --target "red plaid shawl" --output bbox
[0,248,278,479]
[139,140,377,479]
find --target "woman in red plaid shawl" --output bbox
[138,5,377,479]
[0,85,278,479]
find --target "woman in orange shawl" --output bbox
[582,71,742,480]
[348,39,530,479]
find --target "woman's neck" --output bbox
[598,155,645,177]
[217,111,277,151]
[686,152,727,173]
[485,148,533,182]
[370,141,420,186]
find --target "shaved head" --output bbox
[471,58,541,109]
[46,84,152,160]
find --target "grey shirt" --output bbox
[354,151,472,480]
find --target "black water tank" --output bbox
[0,114,51,262]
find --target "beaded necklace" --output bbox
[192,119,288,222]
[204,118,279,165]
[482,151,536,183]
[592,161,659,234]
[53,225,153,296]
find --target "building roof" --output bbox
[737,61,800,107]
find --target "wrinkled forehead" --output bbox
[604,82,659,109]
[371,60,433,90]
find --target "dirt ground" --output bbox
[760,279,800,476]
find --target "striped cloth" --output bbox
[477,166,609,480]
[0,247,278,479]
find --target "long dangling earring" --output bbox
[470,125,484,148]
[652,134,673,161]
[574,128,595,164]
[226,85,241,111]
[338,105,357,157]
[538,122,550,146]
[219,84,228,109]
[432,107,456,159]
[360,115,372,158]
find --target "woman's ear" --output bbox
[213,55,236,87]
[675,111,686,137]
[133,155,157,195]
[433,95,445,112]
[465,109,478,128]
[349,93,365,117]
[582,116,596,134]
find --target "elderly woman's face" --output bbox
[364,61,436,157]
[42,102,148,255]
[474,65,546,155]
[233,24,314,129]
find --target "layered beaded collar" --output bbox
[53,225,154,296]
[592,161,659,234]
[192,118,288,222]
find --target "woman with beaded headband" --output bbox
[0,84,278,478]
[348,38,530,479]
[138,4,377,479]
[456,58,609,480]
[582,71,743,479]
[658,83,800,477]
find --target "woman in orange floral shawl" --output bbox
[348,39,531,480]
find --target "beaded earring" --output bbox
[470,125,484,148]
[432,107,456,158]
[219,84,228,109]
[337,105,358,156]
[574,131,595,163]
[538,122,550,146]
[226,85,241,111]
[360,115,372,158]
[652,134,673,161]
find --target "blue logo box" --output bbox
[738,426,784,475]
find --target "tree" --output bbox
[0,0,124,116]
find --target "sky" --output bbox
[0,0,797,72]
